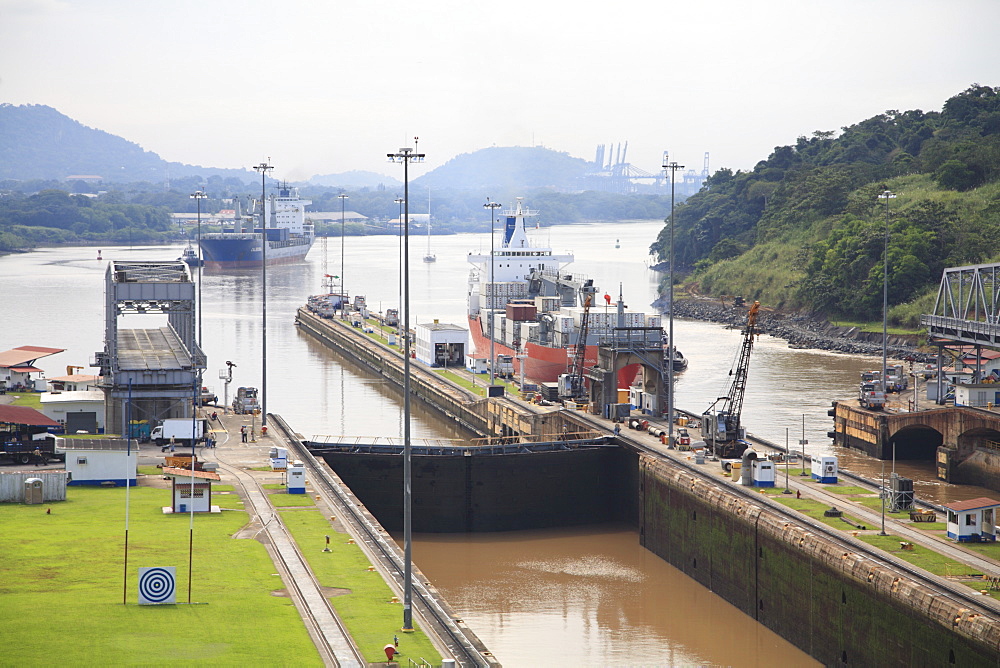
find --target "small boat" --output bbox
[179,242,203,267]
[615,238,620,249]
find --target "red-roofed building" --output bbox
[162,466,221,513]
[0,346,64,391]
[942,497,1000,542]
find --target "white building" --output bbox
[40,390,106,434]
[955,383,1000,408]
[943,497,999,542]
[163,467,221,513]
[415,322,467,368]
[61,438,136,487]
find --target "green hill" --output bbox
[651,84,1000,326]
[0,103,253,183]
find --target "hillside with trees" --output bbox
[651,84,1000,326]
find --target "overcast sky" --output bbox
[2,0,998,182]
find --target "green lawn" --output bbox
[823,485,873,496]
[0,486,320,665]
[772,496,870,530]
[858,534,981,579]
[279,509,442,666]
[9,392,42,409]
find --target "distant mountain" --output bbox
[0,103,254,183]
[415,146,593,191]
[309,170,401,189]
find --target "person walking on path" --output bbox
[240,425,247,443]
[613,423,621,437]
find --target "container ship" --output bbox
[467,199,682,387]
[200,184,314,269]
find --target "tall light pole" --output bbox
[388,141,424,633]
[485,198,502,387]
[254,160,273,428]
[663,154,684,449]
[189,190,207,349]
[879,189,896,404]
[339,193,349,318]
[395,197,405,339]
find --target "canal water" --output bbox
[0,220,988,665]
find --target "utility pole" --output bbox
[663,154,684,448]
[254,160,273,428]
[387,140,425,633]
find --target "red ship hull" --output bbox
[468,315,639,388]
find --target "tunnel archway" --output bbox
[890,425,943,461]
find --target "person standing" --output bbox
[33,446,44,467]
[240,425,247,443]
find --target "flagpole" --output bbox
[123,379,132,605]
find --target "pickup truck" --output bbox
[199,386,218,406]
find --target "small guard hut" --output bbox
[162,467,221,513]
[943,497,1000,542]
[61,438,137,486]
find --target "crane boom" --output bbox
[702,301,760,458]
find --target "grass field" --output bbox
[2,483,443,664]
[1,486,321,665]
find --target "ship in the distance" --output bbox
[467,198,682,388]
[200,183,314,269]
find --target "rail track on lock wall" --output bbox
[209,452,365,667]
[574,411,1000,620]
[268,413,497,668]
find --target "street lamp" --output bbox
[387,140,425,634]
[663,154,684,449]
[254,160,273,428]
[189,190,208,350]
[339,193,349,318]
[484,198,502,388]
[879,189,896,402]
[190,190,208,348]
[395,197,405,338]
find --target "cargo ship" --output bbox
[467,199,680,386]
[200,184,314,269]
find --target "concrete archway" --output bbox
[889,424,943,461]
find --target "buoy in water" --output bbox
[97,250,102,260]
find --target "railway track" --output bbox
[205,435,364,667]
[269,414,497,668]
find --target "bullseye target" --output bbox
[138,567,176,605]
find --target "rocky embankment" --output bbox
[656,296,934,362]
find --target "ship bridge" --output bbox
[94,261,206,433]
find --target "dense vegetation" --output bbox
[651,84,1000,325]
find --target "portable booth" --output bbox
[812,455,838,484]
[287,461,306,494]
[942,497,1000,542]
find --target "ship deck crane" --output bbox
[702,301,760,458]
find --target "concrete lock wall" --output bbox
[638,455,1000,666]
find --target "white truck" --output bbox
[151,418,208,448]
[492,354,514,378]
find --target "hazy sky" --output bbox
[2,0,998,182]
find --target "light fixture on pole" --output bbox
[387,140,425,634]
[395,197,405,338]
[878,189,896,404]
[484,198,502,389]
[663,153,684,449]
[254,160,273,428]
[339,193,349,318]
[189,190,208,349]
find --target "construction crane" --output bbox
[702,301,760,458]
[560,292,595,400]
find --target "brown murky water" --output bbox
[4,222,986,665]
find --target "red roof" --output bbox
[162,467,221,481]
[942,497,1000,512]
[0,346,64,369]
[0,405,61,427]
[9,366,42,373]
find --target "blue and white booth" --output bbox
[739,450,775,487]
[812,456,838,484]
[287,461,306,494]
[269,446,288,472]
[943,497,999,542]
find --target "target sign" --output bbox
[138,567,176,605]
